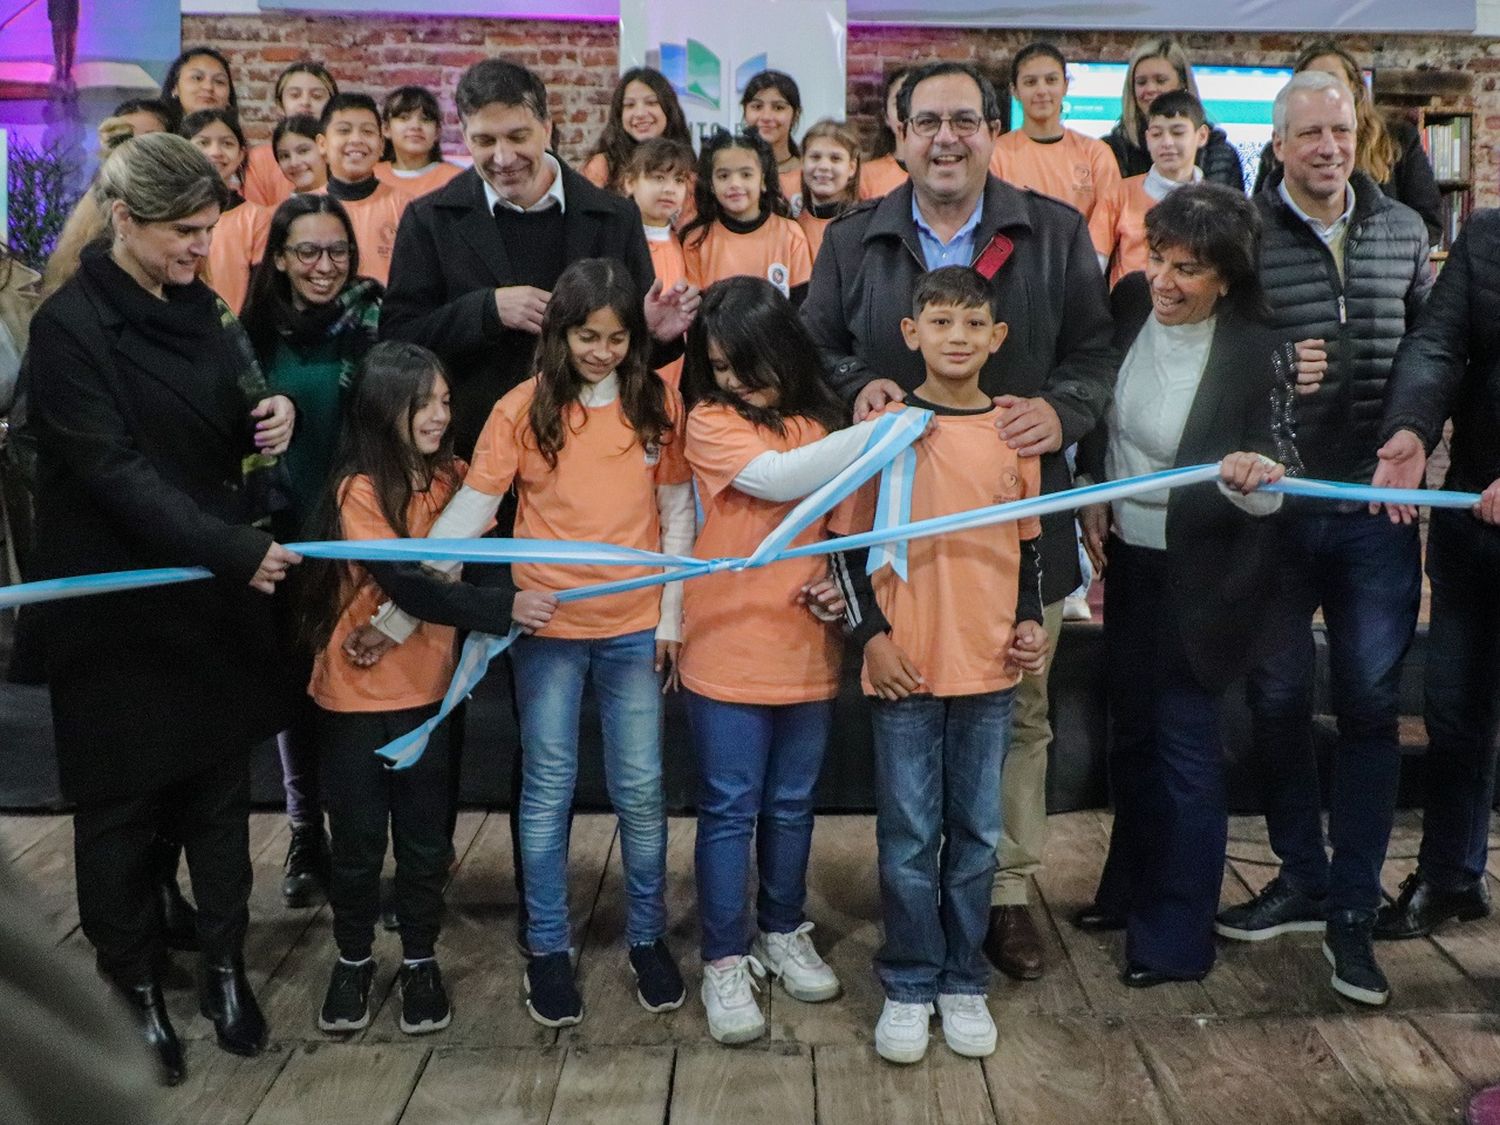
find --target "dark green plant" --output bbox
[6,137,81,272]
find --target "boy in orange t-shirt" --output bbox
[316,93,412,286]
[623,138,694,387]
[1109,91,1211,288]
[832,266,1047,1066]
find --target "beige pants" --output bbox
[992,599,1065,906]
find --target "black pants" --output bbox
[320,704,452,961]
[73,753,252,986]
[1416,508,1500,889]
[1094,539,1227,976]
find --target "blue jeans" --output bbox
[1246,508,1420,916]
[687,693,834,961]
[871,688,1013,1003]
[1093,539,1226,976]
[1417,509,1500,890]
[511,629,667,955]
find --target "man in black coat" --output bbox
[1213,70,1432,1008]
[802,60,1116,983]
[1362,208,1500,946]
[380,58,696,458]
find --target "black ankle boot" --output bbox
[119,979,185,1086]
[282,823,331,909]
[199,956,268,1056]
[151,839,200,952]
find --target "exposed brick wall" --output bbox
[183,14,1500,209]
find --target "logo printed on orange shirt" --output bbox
[643,441,661,467]
[767,262,790,297]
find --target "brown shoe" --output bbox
[984,905,1044,980]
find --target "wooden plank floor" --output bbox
[5,809,1500,1124]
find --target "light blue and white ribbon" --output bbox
[3,458,1485,771]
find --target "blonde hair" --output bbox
[801,119,862,208]
[1120,38,1203,150]
[1293,41,1396,184]
[94,132,227,228]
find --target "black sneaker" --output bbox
[397,961,452,1035]
[318,959,375,1032]
[282,824,330,908]
[1214,876,1326,942]
[1323,913,1390,1007]
[525,951,582,1027]
[1375,871,1492,940]
[629,939,686,1013]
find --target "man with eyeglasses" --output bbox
[803,60,1115,985]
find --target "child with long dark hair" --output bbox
[740,70,804,211]
[376,85,462,198]
[272,114,329,195]
[244,61,339,207]
[681,129,812,304]
[861,67,911,200]
[582,67,695,194]
[678,276,889,1044]
[159,45,237,128]
[301,340,516,1037]
[364,258,695,1027]
[181,107,268,313]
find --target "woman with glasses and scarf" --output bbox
[239,192,382,910]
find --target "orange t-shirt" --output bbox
[375,160,464,199]
[859,153,908,200]
[242,143,292,210]
[679,405,842,705]
[580,152,611,189]
[647,230,687,388]
[465,377,691,639]
[309,468,464,713]
[1110,174,1155,289]
[315,181,411,286]
[683,216,812,298]
[796,208,833,263]
[831,403,1042,697]
[205,199,270,314]
[779,167,804,217]
[989,128,1123,259]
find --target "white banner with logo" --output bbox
[619,0,848,149]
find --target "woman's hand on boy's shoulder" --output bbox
[853,379,906,422]
[992,395,1061,457]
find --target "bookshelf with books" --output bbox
[1420,109,1473,256]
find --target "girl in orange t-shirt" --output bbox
[680,276,890,1045]
[741,70,804,217]
[243,61,338,208]
[623,137,695,388]
[367,259,695,1027]
[859,67,912,201]
[301,340,515,1037]
[375,86,463,199]
[797,120,861,264]
[273,115,328,195]
[681,129,813,304]
[182,108,269,314]
[581,67,695,193]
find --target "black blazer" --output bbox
[380,163,658,457]
[25,259,286,802]
[1081,273,1288,694]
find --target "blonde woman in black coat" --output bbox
[25,133,298,1084]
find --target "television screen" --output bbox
[1008,61,1299,191]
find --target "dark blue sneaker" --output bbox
[1323,913,1390,1007]
[629,939,686,1013]
[1214,876,1326,942]
[525,951,582,1027]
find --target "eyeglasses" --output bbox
[905,112,987,138]
[286,241,351,265]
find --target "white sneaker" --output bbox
[936,993,997,1058]
[875,998,932,1064]
[1063,593,1092,621]
[752,922,841,1002]
[701,956,767,1045]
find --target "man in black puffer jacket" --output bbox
[1210,71,1432,1009]
[1360,208,1500,948]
